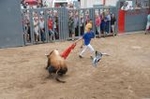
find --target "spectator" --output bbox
[111,13,116,35]
[74,14,79,36]
[121,2,130,11]
[100,12,106,35]
[48,16,55,42]
[33,16,39,42]
[95,14,101,37]
[106,11,111,35]
[79,16,84,36]
[39,17,45,42]
[135,3,142,9]
[145,14,150,34]
[25,20,31,42]
[68,15,75,40]
[53,16,59,39]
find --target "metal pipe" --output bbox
[103,0,106,6]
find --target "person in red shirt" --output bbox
[95,14,101,37]
[48,16,55,41]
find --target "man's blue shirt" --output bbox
[82,31,95,45]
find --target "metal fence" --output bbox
[0,0,149,48]
[22,6,117,45]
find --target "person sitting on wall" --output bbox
[121,2,130,11]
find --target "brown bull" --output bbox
[45,49,68,83]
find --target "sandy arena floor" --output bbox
[0,32,150,99]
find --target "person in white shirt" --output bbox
[39,17,45,42]
[33,17,39,42]
[121,2,130,11]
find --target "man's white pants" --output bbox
[79,44,95,57]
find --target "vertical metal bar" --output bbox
[21,11,27,45]
[60,8,62,40]
[44,9,49,43]
[78,9,80,37]
[37,9,41,42]
[29,9,34,44]
[83,9,86,32]
[63,7,65,40]
[103,0,106,6]
[66,8,69,40]
[92,8,96,34]
[58,8,61,40]
[62,7,65,40]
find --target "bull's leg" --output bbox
[55,67,66,83]
[48,66,56,73]
[58,67,68,76]
[47,66,66,83]
[46,66,56,79]
[45,60,51,70]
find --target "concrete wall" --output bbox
[81,0,119,8]
[125,9,149,32]
[0,0,24,48]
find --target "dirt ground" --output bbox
[0,32,150,99]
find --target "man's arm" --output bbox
[74,37,83,44]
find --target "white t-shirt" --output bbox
[121,6,130,11]
[39,20,45,29]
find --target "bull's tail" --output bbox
[55,67,66,83]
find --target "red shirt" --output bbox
[95,16,101,26]
[48,19,53,29]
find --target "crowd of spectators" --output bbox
[21,0,116,43]
[22,10,116,43]
[120,1,149,11]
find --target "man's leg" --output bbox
[87,44,95,59]
[79,46,88,58]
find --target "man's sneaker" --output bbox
[79,55,83,58]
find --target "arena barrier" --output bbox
[21,6,117,45]
[118,8,149,34]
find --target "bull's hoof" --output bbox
[56,78,66,83]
